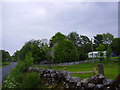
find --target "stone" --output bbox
[88,83,95,88]
[89,75,96,83]
[81,78,90,84]
[28,67,119,89]
[103,79,113,86]
[94,84,104,90]
[81,78,90,87]
[76,82,81,87]
[94,74,105,84]
[98,63,104,76]
[28,67,33,72]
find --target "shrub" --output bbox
[22,72,40,88]
[2,68,23,88]
[16,52,34,72]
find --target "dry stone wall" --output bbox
[28,67,120,90]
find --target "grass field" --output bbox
[33,58,119,80]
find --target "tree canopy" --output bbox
[50,32,66,47]
[1,50,11,62]
[9,32,117,64]
[54,39,79,63]
[110,38,120,56]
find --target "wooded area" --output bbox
[1,32,120,64]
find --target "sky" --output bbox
[0,2,118,55]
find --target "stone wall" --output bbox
[28,67,120,89]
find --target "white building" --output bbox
[88,51,106,58]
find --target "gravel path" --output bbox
[0,62,18,83]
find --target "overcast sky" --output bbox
[0,2,118,55]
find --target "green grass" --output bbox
[33,59,119,79]
[0,62,11,67]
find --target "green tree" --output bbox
[67,32,80,46]
[106,47,112,62]
[96,44,106,60]
[110,38,120,56]
[50,32,66,47]
[78,35,91,60]
[102,33,114,46]
[1,50,11,62]
[18,39,47,63]
[79,35,91,52]
[12,50,20,62]
[94,34,103,48]
[96,44,106,51]
[54,39,79,63]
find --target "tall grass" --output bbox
[22,72,40,88]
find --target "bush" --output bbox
[16,52,34,72]
[2,62,10,65]
[22,72,40,88]
[2,68,23,88]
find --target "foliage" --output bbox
[78,35,91,60]
[1,50,11,62]
[95,44,106,60]
[102,33,114,45]
[17,52,34,72]
[54,39,79,63]
[17,39,48,63]
[1,62,10,67]
[67,32,91,60]
[12,50,20,62]
[96,44,105,51]
[2,63,24,88]
[94,34,103,48]
[106,47,112,57]
[110,38,120,56]
[50,32,66,47]
[67,32,80,46]
[78,48,88,60]
[3,52,34,88]
[22,72,40,88]
[3,74,22,88]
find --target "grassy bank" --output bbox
[0,62,11,67]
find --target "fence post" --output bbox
[98,63,104,75]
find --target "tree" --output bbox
[94,34,103,48]
[25,52,34,68]
[67,32,80,46]
[1,50,11,62]
[50,32,66,47]
[96,44,106,59]
[106,47,112,58]
[18,39,47,63]
[79,35,91,52]
[54,39,79,63]
[12,50,20,62]
[96,44,106,51]
[102,33,114,45]
[110,38,120,56]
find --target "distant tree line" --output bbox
[1,32,120,63]
[0,50,11,62]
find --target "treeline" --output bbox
[0,50,11,62]
[1,32,120,63]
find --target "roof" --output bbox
[88,51,106,54]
